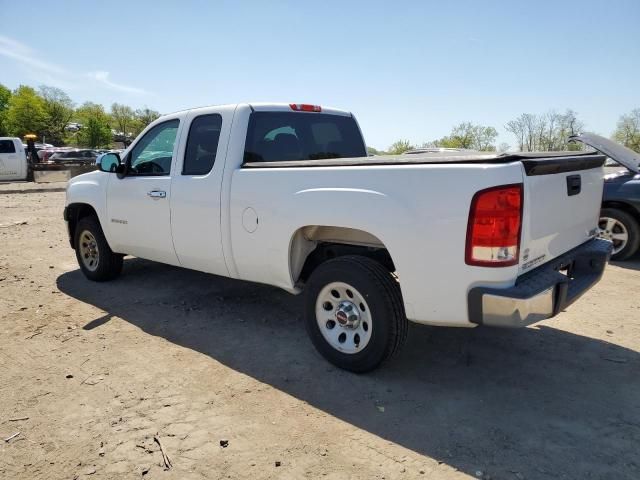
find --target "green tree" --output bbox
[39,85,75,145]
[425,122,499,151]
[613,108,640,152]
[447,122,475,149]
[76,102,112,148]
[0,83,11,136]
[133,107,161,135]
[6,85,46,138]
[387,139,414,155]
[110,103,135,137]
[366,146,383,156]
[471,125,498,151]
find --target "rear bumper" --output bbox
[468,238,612,327]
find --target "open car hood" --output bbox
[570,133,640,173]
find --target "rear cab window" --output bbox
[0,140,16,154]
[243,112,366,163]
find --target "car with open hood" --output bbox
[571,134,640,260]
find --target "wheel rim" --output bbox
[598,216,629,255]
[315,282,372,354]
[79,230,100,271]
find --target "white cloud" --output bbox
[0,35,150,96]
[0,35,67,75]
[86,71,149,95]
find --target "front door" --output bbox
[106,119,182,265]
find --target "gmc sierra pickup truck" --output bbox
[64,103,616,372]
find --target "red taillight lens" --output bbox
[289,103,322,112]
[466,184,523,267]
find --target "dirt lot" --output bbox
[1,189,639,480]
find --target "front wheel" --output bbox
[304,255,407,373]
[74,216,123,281]
[599,208,640,261]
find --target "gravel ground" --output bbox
[0,181,66,194]
[0,188,639,480]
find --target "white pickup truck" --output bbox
[0,137,28,181]
[64,103,614,372]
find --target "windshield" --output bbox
[244,112,366,163]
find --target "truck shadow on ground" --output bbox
[57,258,640,479]
[611,256,640,271]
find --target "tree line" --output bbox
[1,83,638,155]
[372,108,640,155]
[0,83,160,148]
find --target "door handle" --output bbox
[566,175,581,196]
[147,190,166,198]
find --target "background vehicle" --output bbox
[38,147,74,162]
[0,137,28,181]
[21,142,51,161]
[600,173,640,260]
[65,104,613,372]
[571,134,640,261]
[65,122,83,132]
[49,149,99,165]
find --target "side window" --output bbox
[183,114,223,175]
[0,140,16,154]
[128,120,179,176]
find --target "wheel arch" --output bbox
[601,200,640,223]
[66,202,100,249]
[288,225,396,286]
[600,201,640,259]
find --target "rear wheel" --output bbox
[598,208,640,261]
[74,216,123,281]
[304,255,407,373]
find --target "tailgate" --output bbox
[519,154,605,274]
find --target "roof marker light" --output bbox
[289,104,322,112]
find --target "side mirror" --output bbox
[97,152,121,173]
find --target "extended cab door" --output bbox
[106,118,182,265]
[169,105,235,275]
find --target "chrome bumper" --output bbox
[468,238,612,328]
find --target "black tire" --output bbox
[74,216,123,281]
[304,255,407,373]
[600,208,640,261]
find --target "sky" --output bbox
[1,0,639,149]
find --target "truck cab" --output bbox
[0,137,28,182]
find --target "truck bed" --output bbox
[243,150,606,174]
[234,147,606,325]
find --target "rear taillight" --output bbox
[289,103,322,112]
[466,184,523,267]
